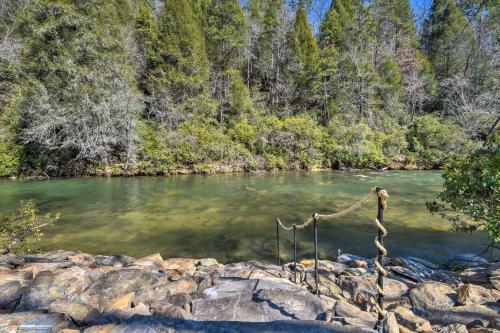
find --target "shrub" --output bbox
[0,200,59,254]
[408,114,475,168]
[427,142,499,243]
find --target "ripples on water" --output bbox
[0,171,491,263]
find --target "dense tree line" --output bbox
[0,0,498,177]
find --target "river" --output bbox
[0,171,490,263]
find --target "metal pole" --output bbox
[313,213,319,296]
[293,224,297,283]
[276,219,280,266]
[375,188,385,332]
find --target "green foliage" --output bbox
[0,142,21,177]
[427,143,499,242]
[408,115,474,168]
[0,0,492,177]
[0,200,59,254]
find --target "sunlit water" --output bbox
[0,171,492,263]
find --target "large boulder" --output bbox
[427,304,498,327]
[393,306,432,332]
[192,279,325,321]
[221,261,290,281]
[334,299,377,328]
[79,269,162,311]
[457,284,499,305]
[0,280,22,310]
[409,281,457,311]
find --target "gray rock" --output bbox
[397,258,435,280]
[390,266,426,283]
[79,269,161,311]
[0,280,22,310]
[447,254,489,268]
[192,279,326,321]
[439,324,468,333]
[427,304,498,327]
[409,281,457,311]
[457,284,500,305]
[109,316,378,333]
[393,306,433,332]
[0,311,72,331]
[431,270,462,285]
[222,261,290,281]
[461,266,491,284]
[338,254,373,266]
[334,300,377,328]
[338,276,377,308]
[150,303,192,319]
[49,299,105,326]
[406,257,439,270]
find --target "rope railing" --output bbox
[275,187,389,332]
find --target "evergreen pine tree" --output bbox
[290,7,319,109]
[422,0,473,80]
[155,0,209,100]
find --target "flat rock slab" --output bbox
[105,316,377,333]
[192,279,326,321]
[0,311,72,332]
[409,281,457,311]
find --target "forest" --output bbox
[0,0,498,177]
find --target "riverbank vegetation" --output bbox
[0,0,498,177]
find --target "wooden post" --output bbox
[375,187,385,332]
[276,219,280,266]
[293,224,297,283]
[313,213,319,296]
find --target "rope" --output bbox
[276,190,376,230]
[373,189,389,320]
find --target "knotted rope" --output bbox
[371,189,389,319]
[276,190,376,230]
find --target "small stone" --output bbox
[393,306,433,332]
[68,252,95,266]
[457,284,499,305]
[161,258,197,276]
[409,281,457,310]
[198,258,218,267]
[102,292,135,313]
[439,324,468,333]
[150,303,192,319]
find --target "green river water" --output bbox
[0,171,491,263]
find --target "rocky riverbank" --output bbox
[0,251,498,333]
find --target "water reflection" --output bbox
[0,171,492,263]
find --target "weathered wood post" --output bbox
[293,224,297,283]
[276,219,280,266]
[375,187,386,333]
[313,213,319,296]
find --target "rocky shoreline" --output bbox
[0,251,498,333]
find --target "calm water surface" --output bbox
[0,171,491,263]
